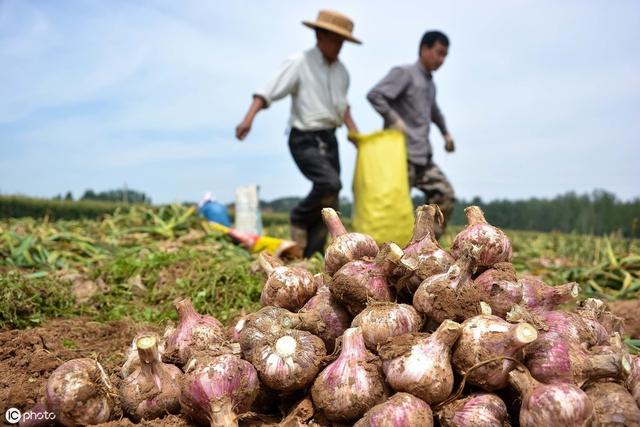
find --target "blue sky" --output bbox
[1,0,639,204]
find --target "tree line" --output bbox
[54,188,152,204]
[443,190,639,237]
[263,190,639,238]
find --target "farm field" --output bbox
[1,204,639,424]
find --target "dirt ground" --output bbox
[0,319,312,427]
[608,299,640,339]
[0,318,190,426]
[1,301,638,427]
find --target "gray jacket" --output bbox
[367,61,448,165]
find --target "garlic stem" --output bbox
[322,208,347,238]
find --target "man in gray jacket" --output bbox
[367,31,455,238]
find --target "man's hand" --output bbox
[347,130,359,146]
[236,96,266,141]
[343,106,359,146]
[389,117,407,134]
[444,133,455,152]
[235,119,252,141]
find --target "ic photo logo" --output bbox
[5,407,56,424]
[5,408,21,424]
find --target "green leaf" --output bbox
[25,271,49,279]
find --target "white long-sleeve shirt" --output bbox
[255,47,350,131]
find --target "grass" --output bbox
[0,206,316,329]
[1,205,638,331]
[505,230,640,300]
[93,241,264,324]
[1,239,266,328]
[0,271,88,328]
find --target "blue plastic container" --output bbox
[199,200,231,227]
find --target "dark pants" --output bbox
[408,158,456,239]
[288,128,341,257]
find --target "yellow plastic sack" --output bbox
[352,129,414,246]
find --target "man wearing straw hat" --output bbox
[367,31,456,239]
[236,10,361,258]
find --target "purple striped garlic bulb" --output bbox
[322,208,379,275]
[351,302,423,351]
[45,358,116,426]
[519,275,579,311]
[121,332,167,379]
[311,327,386,422]
[235,306,323,360]
[524,331,631,386]
[451,206,512,267]
[395,205,454,295]
[538,309,608,347]
[180,354,259,427]
[162,298,225,366]
[437,393,510,427]
[473,262,522,317]
[258,252,316,311]
[250,329,325,391]
[354,393,433,427]
[452,315,537,391]
[299,273,351,352]
[330,243,401,315]
[584,381,640,426]
[379,320,461,404]
[509,366,595,427]
[120,335,182,421]
[413,256,483,323]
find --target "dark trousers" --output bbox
[288,128,341,257]
[408,159,456,239]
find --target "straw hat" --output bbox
[302,10,361,44]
